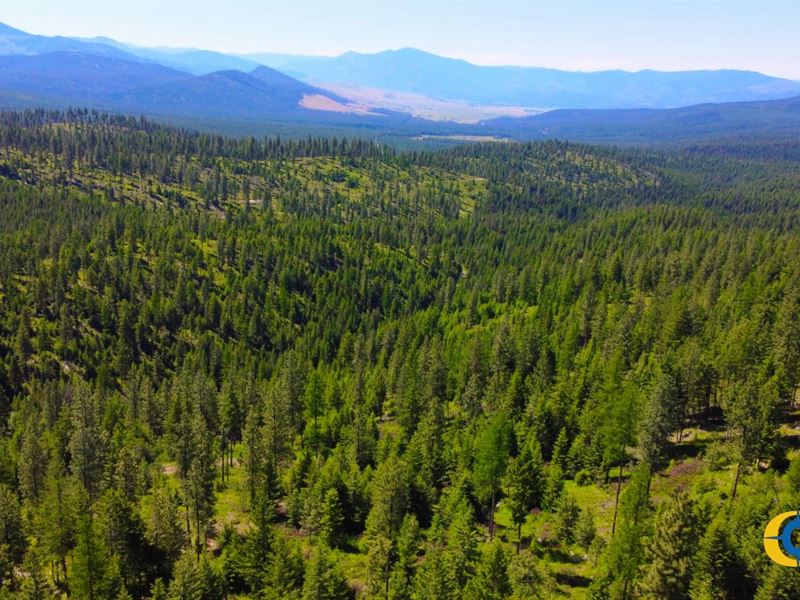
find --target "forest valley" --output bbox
[0,109,800,599]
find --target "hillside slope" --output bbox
[478,94,800,143]
[0,52,374,122]
[1,111,800,599]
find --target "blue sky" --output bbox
[2,1,799,79]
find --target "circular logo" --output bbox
[764,511,800,567]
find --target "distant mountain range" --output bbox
[0,50,365,121]
[1,20,800,145]
[255,48,800,110]
[0,21,142,61]
[75,35,264,75]
[0,22,389,124]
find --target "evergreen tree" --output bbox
[35,453,77,585]
[388,514,420,600]
[690,513,753,600]
[638,492,699,599]
[365,533,393,599]
[18,417,47,502]
[260,533,304,600]
[182,411,216,557]
[753,564,800,600]
[146,482,187,568]
[507,550,555,600]
[412,526,454,600]
[319,487,345,549]
[554,493,581,546]
[0,483,25,588]
[576,508,597,549]
[242,406,263,509]
[502,442,543,550]
[17,547,55,599]
[725,379,779,498]
[71,494,124,600]
[167,552,224,600]
[638,370,680,470]
[473,413,512,539]
[366,454,408,539]
[542,463,564,511]
[302,546,352,600]
[463,542,511,600]
[551,427,569,472]
[599,464,651,600]
[96,487,154,595]
[68,381,106,497]
[446,505,480,593]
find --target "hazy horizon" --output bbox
[2,0,799,80]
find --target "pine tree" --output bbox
[150,578,168,600]
[68,380,106,497]
[638,492,699,599]
[502,443,543,551]
[183,411,216,558]
[446,505,479,593]
[18,547,55,599]
[302,546,352,600]
[242,406,263,509]
[600,464,651,600]
[11,307,32,391]
[260,533,304,599]
[551,427,569,472]
[167,552,223,600]
[146,482,187,567]
[554,493,581,546]
[507,550,555,600]
[0,483,25,587]
[218,376,244,483]
[576,508,597,549]
[473,413,512,540]
[463,541,511,600]
[690,513,753,600]
[18,416,47,502]
[754,564,800,600]
[96,487,152,595]
[35,453,77,585]
[388,514,420,600]
[365,533,393,599]
[599,372,638,535]
[412,525,454,600]
[542,463,564,511]
[724,378,779,498]
[262,383,292,472]
[366,454,408,539]
[71,494,124,600]
[638,370,680,470]
[319,487,345,549]
[304,369,326,457]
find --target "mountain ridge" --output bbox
[1,21,800,143]
[266,48,800,109]
[3,21,800,110]
[0,50,390,125]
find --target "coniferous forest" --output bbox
[1,109,800,599]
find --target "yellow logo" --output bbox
[764,511,800,567]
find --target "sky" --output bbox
[2,0,799,79]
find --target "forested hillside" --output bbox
[1,109,800,599]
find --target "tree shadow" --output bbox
[554,572,592,588]
[663,441,704,462]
